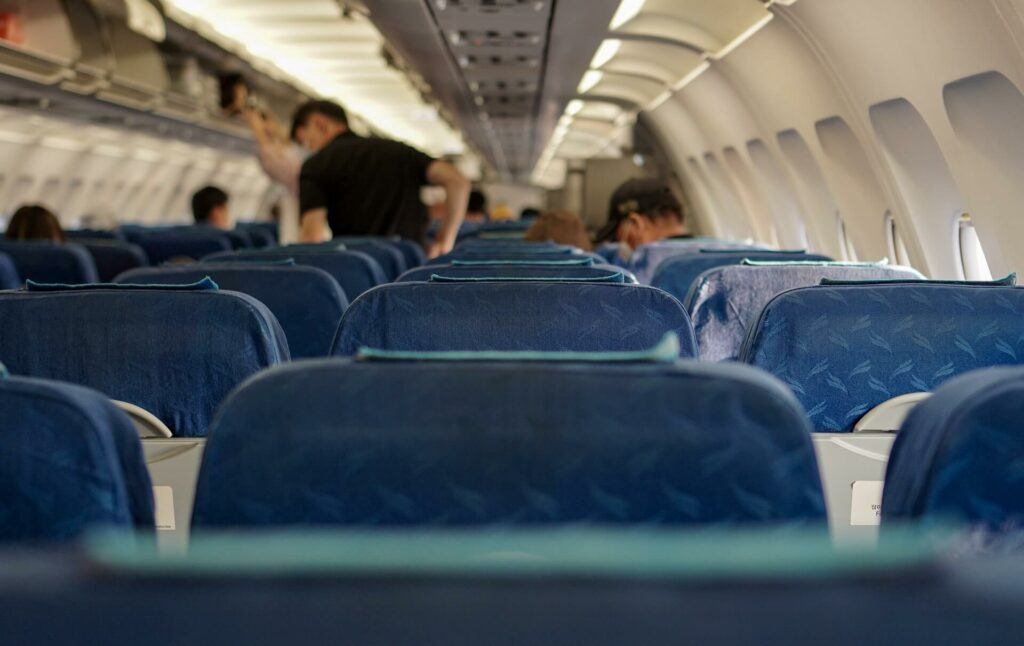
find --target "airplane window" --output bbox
[884,211,911,267]
[957,213,992,281]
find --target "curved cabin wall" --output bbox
[646,0,1024,277]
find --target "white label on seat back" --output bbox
[153,486,176,531]
[850,481,884,526]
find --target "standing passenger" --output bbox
[290,100,470,257]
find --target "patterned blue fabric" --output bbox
[621,240,766,284]
[689,263,922,361]
[0,241,98,284]
[740,283,1024,433]
[331,282,696,357]
[117,264,348,359]
[205,248,386,299]
[427,249,602,267]
[396,263,637,283]
[0,288,288,437]
[65,228,125,241]
[0,252,19,290]
[237,222,278,247]
[0,374,153,541]
[455,241,573,252]
[357,332,681,362]
[333,240,407,281]
[334,238,411,279]
[134,232,232,264]
[239,226,276,248]
[78,240,149,282]
[192,359,824,527]
[650,250,831,296]
[883,367,1024,532]
[224,229,253,250]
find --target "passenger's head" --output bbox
[524,210,593,251]
[520,207,541,220]
[290,100,349,152]
[466,189,488,222]
[191,185,232,231]
[5,204,64,243]
[595,178,686,249]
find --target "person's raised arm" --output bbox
[298,167,331,243]
[299,208,329,243]
[425,160,470,258]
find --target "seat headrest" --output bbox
[686,262,924,361]
[0,375,153,541]
[331,282,696,357]
[192,359,824,528]
[0,288,289,436]
[742,282,1024,432]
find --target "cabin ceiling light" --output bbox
[610,0,646,30]
[565,99,585,116]
[590,39,622,69]
[578,70,604,94]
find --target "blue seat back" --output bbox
[0,252,19,289]
[427,249,603,267]
[650,250,831,295]
[79,240,149,282]
[340,240,407,280]
[689,263,923,361]
[0,241,98,284]
[883,367,1024,531]
[0,373,153,541]
[192,359,824,528]
[332,282,696,356]
[205,248,385,299]
[118,264,347,359]
[0,286,289,437]
[622,239,766,284]
[65,228,125,241]
[242,227,277,248]
[396,262,638,283]
[741,281,1024,433]
[135,232,232,264]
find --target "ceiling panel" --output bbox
[364,0,618,181]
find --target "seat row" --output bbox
[5,343,1024,543]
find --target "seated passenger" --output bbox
[465,189,489,223]
[524,210,593,251]
[191,185,233,231]
[594,178,690,254]
[4,204,65,243]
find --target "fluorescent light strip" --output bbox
[590,39,622,69]
[609,0,646,30]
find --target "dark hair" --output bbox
[467,189,488,214]
[5,204,64,243]
[520,207,541,220]
[291,100,348,141]
[219,73,248,111]
[192,186,229,224]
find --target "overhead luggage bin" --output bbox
[154,49,203,123]
[61,0,115,95]
[97,16,169,111]
[0,0,77,86]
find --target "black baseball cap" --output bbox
[594,178,682,243]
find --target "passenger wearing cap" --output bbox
[594,178,690,253]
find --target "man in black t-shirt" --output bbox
[291,100,470,257]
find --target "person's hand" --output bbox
[425,240,447,259]
[242,108,264,132]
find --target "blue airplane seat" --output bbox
[0,241,99,284]
[205,247,386,299]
